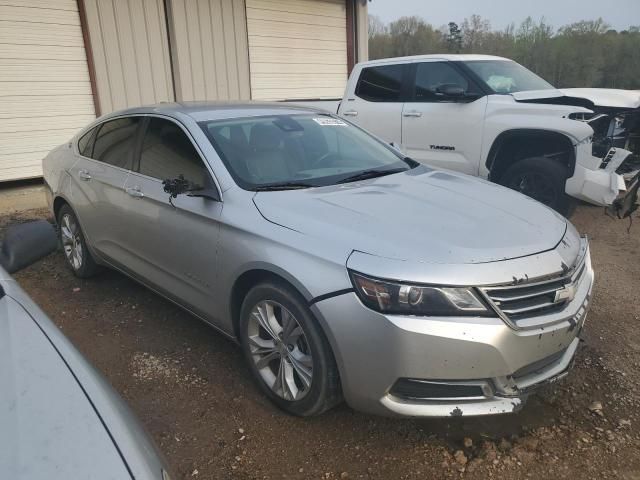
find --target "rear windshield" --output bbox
[199,114,412,190]
[463,60,554,94]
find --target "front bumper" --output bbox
[311,249,593,418]
[566,143,631,206]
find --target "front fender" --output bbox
[481,97,593,176]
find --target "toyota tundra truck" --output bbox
[295,54,638,217]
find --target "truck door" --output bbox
[401,61,488,175]
[337,63,406,144]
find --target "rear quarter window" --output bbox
[77,127,98,157]
[91,117,141,170]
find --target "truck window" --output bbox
[412,62,478,101]
[355,65,404,102]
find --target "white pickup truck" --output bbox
[295,54,638,217]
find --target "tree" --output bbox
[460,14,491,53]
[366,14,640,89]
[446,22,462,53]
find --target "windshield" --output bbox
[463,60,554,94]
[200,114,413,190]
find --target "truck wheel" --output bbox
[500,157,575,216]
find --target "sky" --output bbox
[368,0,640,31]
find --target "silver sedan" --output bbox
[43,103,592,417]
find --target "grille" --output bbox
[599,148,617,169]
[480,253,587,328]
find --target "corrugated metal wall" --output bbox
[355,0,368,62]
[245,0,348,100]
[0,0,95,181]
[83,0,174,113]
[166,0,251,101]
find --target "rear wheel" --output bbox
[500,156,575,217]
[57,204,100,278]
[239,281,341,416]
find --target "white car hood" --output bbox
[560,88,640,109]
[510,89,566,101]
[254,167,567,265]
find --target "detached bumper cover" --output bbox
[566,145,631,206]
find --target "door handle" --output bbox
[402,111,423,118]
[78,170,92,181]
[125,186,144,198]
[342,110,358,116]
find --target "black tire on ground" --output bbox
[239,280,342,416]
[57,204,101,278]
[499,156,576,217]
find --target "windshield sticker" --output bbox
[313,118,348,126]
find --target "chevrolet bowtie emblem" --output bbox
[554,285,576,304]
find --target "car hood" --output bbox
[560,88,640,109]
[508,89,596,111]
[0,292,130,479]
[253,167,567,264]
[510,89,566,101]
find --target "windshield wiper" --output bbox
[253,182,316,191]
[336,167,408,184]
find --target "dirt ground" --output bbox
[6,205,640,480]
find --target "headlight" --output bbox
[350,271,492,317]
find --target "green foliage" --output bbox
[367,15,640,89]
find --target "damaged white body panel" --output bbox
[561,88,640,109]
[295,55,637,216]
[566,143,629,205]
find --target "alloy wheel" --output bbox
[247,300,313,401]
[60,213,83,271]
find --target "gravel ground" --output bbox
[6,205,640,480]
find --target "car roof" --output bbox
[357,53,510,66]
[105,101,327,123]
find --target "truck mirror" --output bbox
[436,84,466,98]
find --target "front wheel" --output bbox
[500,156,575,217]
[239,281,341,416]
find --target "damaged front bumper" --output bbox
[380,338,580,417]
[311,242,593,418]
[566,143,634,207]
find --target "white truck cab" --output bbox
[302,54,637,216]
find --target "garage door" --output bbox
[246,0,348,100]
[0,0,95,181]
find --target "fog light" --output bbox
[390,378,493,401]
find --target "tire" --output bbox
[499,156,576,217]
[239,280,342,416]
[57,204,101,278]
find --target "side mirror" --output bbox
[163,174,221,202]
[436,84,466,98]
[0,220,58,274]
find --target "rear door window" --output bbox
[138,118,208,186]
[355,64,405,102]
[91,117,141,170]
